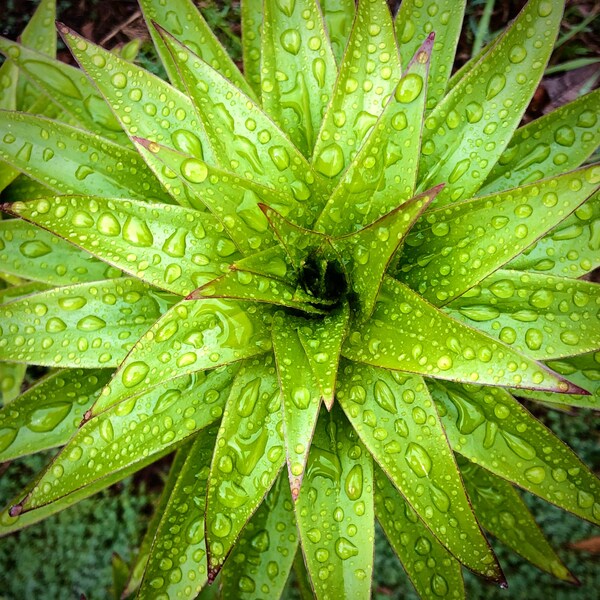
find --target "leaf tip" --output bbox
[55,21,70,36]
[207,565,221,585]
[79,408,92,427]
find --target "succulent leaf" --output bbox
[507,190,600,278]
[0,219,122,285]
[296,407,374,600]
[395,0,466,109]
[313,0,400,190]
[7,195,243,296]
[417,0,564,205]
[0,368,111,461]
[481,89,600,194]
[432,381,600,524]
[374,465,466,599]
[460,459,576,583]
[398,166,600,306]
[221,471,298,599]
[139,0,254,98]
[261,0,338,155]
[338,362,501,579]
[447,269,600,360]
[137,430,216,598]
[14,366,236,513]
[0,278,166,368]
[343,276,579,393]
[205,357,284,575]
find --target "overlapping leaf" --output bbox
[0,278,166,368]
[316,39,432,235]
[431,381,600,524]
[7,195,242,295]
[313,0,401,189]
[137,430,216,599]
[481,89,600,194]
[320,0,355,63]
[261,0,337,155]
[0,219,121,285]
[0,112,168,201]
[296,407,374,600]
[205,357,284,575]
[0,362,26,405]
[398,166,600,305]
[343,276,580,393]
[12,366,236,514]
[460,459,575,582]
[396,0,466,109]
[0,368,112,461]
[417,0,564,205]
[507,190,600,278]
[374,466,466,599]
[221,471,298,599]
[90,297,273,416]
[139,0,254,98]
[0,37,128,142]
[447,269,600,360]
[338,362,501,580]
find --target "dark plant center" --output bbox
[299,252,348,305]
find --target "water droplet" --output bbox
[508,44,527,64]
[211,512,232,538]
[123,216,153,247]
[314,143,344,178]
[524,466,546,484]
[27,403,71,432]
[405,442,432,477]
[395,74,423,103]
[181,158,208,183]
[111,72,127,89]
[291,386,311,409]
[237,378,261,417]
[280,29,301,54]
[345,464,363,500]
[0,427,17,452]
[100,419,114,442]
[373,380,397,413]
[121,361,149,388]
[335,537,358,560]
[97,213,121,236]
[501,431,536,460]
[218,480,249,508]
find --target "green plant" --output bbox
[0,0,599,598]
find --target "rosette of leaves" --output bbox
[0,0,599,598]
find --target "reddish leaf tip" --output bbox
[207,566,220,584]
[8,503,23,517]
[55,21,70,35]
[79,409,92,427]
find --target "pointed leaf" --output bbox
[0,37,128,142]
[59,24,217,167]
[0,441,175,537]
[0,60,20,193]
[0,362,26,405]
[157,25,326,214]
[0,219,122,286]
[313,0,400,188]
[221,471,298,599]
[90,297,273,417]
[447,270,600,360]
[297,302,350,408]
[513,352,600,410]
[296,407,374,600]
[0,368,112,461]
[232,245,296,285]
[13,366,236,514]
[396,0,466,109]
[320,0,355,63]
[241,0,262,95]
[138,430,216,599]
[134,138,292,254]
[261,0,337,154]
[398,166,600,306]
[316,39,432,234]
[193,269,326,314]
[139,0,254,98]
[0,111,168,201]
[0,278,166,368]
[460,459,576,582]
[272,312,322,498]
[205,357,284,574]
[507,191,600,278]
[260,203,327,270]
[431,381,600,525]
[7,196,242,296]
[338,362,501,580]
[343,276,581,394]
[374,466,466,599]
[417,0,564,205]
[123,442,191,598]
[481,89,600,194]
[331,189,437,320]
